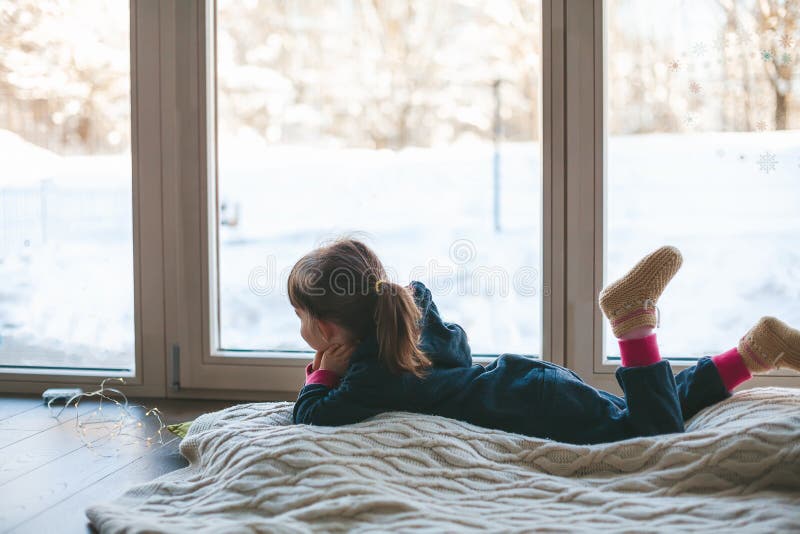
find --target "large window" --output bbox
[605,0,800,361]
[214,1,543,357]
[3,0,797,395]
[0,1,134,371]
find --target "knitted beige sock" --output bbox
[599,246,683,338]
[738,316,800,373]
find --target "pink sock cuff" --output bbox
[305,369,341,388]
[711,347,751,392]
[618,334,661,367]
[612,307,656,328]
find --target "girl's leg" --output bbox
[735,316,800,374]
[613,330,685,437]
[673,356,732,421]
[593,246,800,442]
[627,321,800,422]
[599,246,686,438]
[677,316,800,420]
[615,326,740,424]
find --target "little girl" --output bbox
[289,238,800,444]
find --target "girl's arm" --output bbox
[294,344,381,426]
[301,342,354,389]
[304,363,340,388]
[410,281,472,368]
[292,382,381,426]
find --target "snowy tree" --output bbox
[607,0,798,135]
[1,0,796,153]
[216,0,540,148]
[717,0,799,130]
[0,0,130,155]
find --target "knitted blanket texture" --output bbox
[87,387,800,533]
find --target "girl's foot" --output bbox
[599,246,683,338]
[738,316,800,373]
[618,325,655,340]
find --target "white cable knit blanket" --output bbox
[87,387,800,533]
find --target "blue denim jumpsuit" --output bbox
[293,282,729,445]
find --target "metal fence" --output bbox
[0,181,132,259]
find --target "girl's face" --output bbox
[295,307,327,351]
[294,307,353,351]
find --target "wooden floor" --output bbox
[0,394,238,534]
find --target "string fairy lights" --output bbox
[48,378,167,456]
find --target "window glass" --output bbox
[215,1,543,355]
[606,0,800,359]
[0,1,134,370]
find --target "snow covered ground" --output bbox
[606,132,800,359]
[0,129,798,369]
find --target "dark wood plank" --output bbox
[11,439,187,534]
[0,403,105,484]
[0,405,172,529]
[143,398,239,424]
[0,395,42,421]
[0,398,97,433]
[0,429,38,449]
[0,396,237,533]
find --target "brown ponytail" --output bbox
[287,237,431,377]
[373,280,431,377]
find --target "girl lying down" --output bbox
[288,238,800,445]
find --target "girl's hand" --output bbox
[319,343,355,376]
[312,350,323,371]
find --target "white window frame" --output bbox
[160,0,308,397]
[563,0,800,392]
[169,0,800,397]
[166,0,565,395]
[0,1,167,396]
[4,1,792,399]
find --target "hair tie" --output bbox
[375,279,386,293]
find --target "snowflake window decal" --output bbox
[737,32,757,47]
[692,42,706,56]
[712,36,729,52]
[757,151,778,174]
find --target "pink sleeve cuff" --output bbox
[618,333,661,367]
[305,369,341,388]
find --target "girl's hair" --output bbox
[288,238,431,377]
